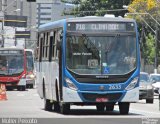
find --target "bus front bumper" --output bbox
[63,87,139,103]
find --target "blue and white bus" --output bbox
[36,17,140,114]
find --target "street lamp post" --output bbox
[123,5,159,73]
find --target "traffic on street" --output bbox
[0,88,160,118]
[1,0,160,124]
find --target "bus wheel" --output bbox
[54,82,60,112]
[146,99,154,104]
[43,84,53,111]
[44,99,53,111]
[53,102,60,112]
[22,86,26,91]
[29,84,34,89]
[105,103,114,111]
[119,102,130,115]
[6,87,13,91]
[17,86,26,91]
[60,103,70,114]
[96,104,105,111]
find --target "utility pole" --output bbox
[154,3,159,74]
[20,0,26,49]
[155,30,158,73]
[20,0,23,16]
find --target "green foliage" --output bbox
[126,0,160,66]
[62,0,131,17]
[144,33,155,64]
[127,0,160,32]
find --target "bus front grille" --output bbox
[81,93,123,102]
[76,77,128,84]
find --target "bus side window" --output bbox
[51,31,56,60]
[55,29,63,60]
[35,34,39,60]
[44,32,49,60]
[49,31,53,61]
[38,33,43,62]
[42,33,46,60]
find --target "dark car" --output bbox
[139,72,154,103]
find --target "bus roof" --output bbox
[67,16,135,23]
[38,17,136,32]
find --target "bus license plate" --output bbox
[96,98,108,102]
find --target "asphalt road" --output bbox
[0,88,160,124]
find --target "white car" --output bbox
[139,72,154,103]
[150,73,160,94]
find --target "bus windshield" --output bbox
[66,34,137,75]
[0,52,24,76]
[26,51,34,73]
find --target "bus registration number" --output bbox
[109,84,121,90]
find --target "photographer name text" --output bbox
[2,118,37,124]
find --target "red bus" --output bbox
[0,47,27,91]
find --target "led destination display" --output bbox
[67,22,135,32]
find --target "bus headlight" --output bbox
[125,77,139,91]
[65,78,78,91]
[26,74,35,80]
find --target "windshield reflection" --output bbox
[26,51,34,73]
[66,34,137,75]
[0,55,24,76]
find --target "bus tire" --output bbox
[53,82,60,112]
[119,102,130,115]
[105,103,114,111]
[44,99,53,111]
[17,86,26,91]
[96,104,105,111]
[146,99,154,104]
[30,84,34,89]
[17,87,21,91]
[54,102,60,112]
[22,86,26,91]
[60,103,70,114]
[43,82,53,111]
[6,87,13,91]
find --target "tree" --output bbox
[144,33,155,64]
[127,0,160,31]
[62,0,131,17]
[126,0,160,65]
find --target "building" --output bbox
[0,0,37,48]
[0,0,74,48]
[36,0,74,27]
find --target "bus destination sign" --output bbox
[0,50,23,54]
[67,22,134,32]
